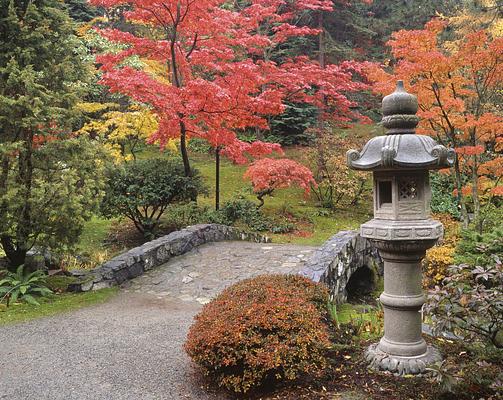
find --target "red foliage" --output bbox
[244,158,316,199]
[184,274,330,393]
[89,0,368,162]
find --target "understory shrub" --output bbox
[430,172,461,218]
[425,263,503,348]
[185,275,331,393]
[423,214,460,288]
[454,225,503,267]
[163,197,297,234]
[101,158,205,238]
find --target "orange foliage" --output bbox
[365,20,503,217]
[185,275,330,393]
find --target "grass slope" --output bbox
[0,288,118,326]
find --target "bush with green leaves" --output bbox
[101,158,205,237]
[455,225,503,267]
[425,262,503,348]
[0,265,53,307]
[430,172,461,218]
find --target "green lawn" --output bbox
[77,215,116,254]
[77,142,372,252]
[0,288,118,326]
[191,148,372,245]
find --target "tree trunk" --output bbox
[471,154,481,232]
[1,236,26,271]
[453,157,469,228]
[179,120,192,177]
[215,146,220,211]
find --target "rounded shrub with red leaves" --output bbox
[184,274,331,393]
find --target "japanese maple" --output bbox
[365,20,503,229]
[244,158,316,208]
[88,0,367,208]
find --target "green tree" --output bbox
[101,158,205,237]
[0,0,105,269]
[64,0,100,23]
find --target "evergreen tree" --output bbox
[64,0,100,23]
[0,0,106,269]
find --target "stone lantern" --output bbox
[347,81,455,375]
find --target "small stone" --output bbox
[188,272,200,278]
[157,291,171,296]
[281,262,298,268]
[182,276,193,284]
[152,279,164,285]
[196,297,211,305]
[261,246,273,250]
[202,287,211,290]
[178,294,194,302]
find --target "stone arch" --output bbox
[300,230,383,303]
[345,265,375,301]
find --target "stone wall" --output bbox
[68,224,270,292]
[300,230,382,303]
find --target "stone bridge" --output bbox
[300,230,383,303]
[70,224,382,305]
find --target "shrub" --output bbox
[244,158,316,209]
[101,158,205,237]
[218,197,272,231]
[425,263,503,348]
[423,245,455,288]
[423,214,460,288]
[454,225,503,267]
[0,265,53,306]
[185,275,331,393]
[430,172,461,218]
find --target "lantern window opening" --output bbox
[377,179,393,209]
[398,179,420,201]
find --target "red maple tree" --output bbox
[244,158,316,208]
[89,0,367,208]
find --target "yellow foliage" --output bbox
[423,245,456,288]
[423,214,461,288]
[76,102,119,114]
[448,1,502,43]
[143,59,171,84]
[77,105,159,162]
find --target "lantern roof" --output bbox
[347,81,455,171]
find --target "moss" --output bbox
[0,288,118,326]
[45,275,79,293]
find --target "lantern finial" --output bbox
[381,81,419,135]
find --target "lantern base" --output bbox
[365,343,442,376]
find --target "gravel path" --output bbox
[0,242,316,400]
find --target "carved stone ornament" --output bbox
[346,81,455,377]
[346,81,455,171]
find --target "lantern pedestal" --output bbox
[363,237,442,375]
